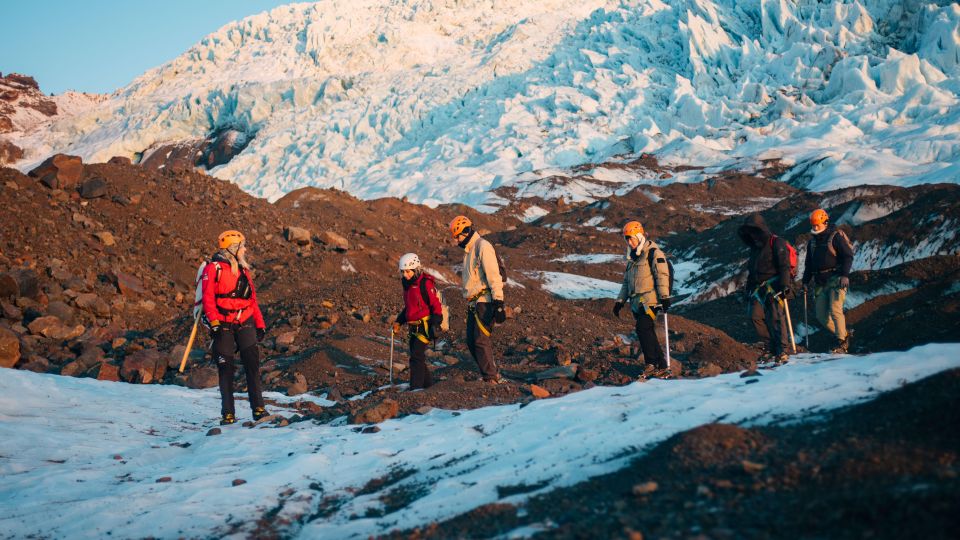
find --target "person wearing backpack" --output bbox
[613,221,673,375]
[738,214,794,363]
[201,230,269,425]
[801,208,855,353]
[449,215,507,384]
[392,253,443,389]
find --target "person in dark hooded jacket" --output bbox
[738,214,792,362]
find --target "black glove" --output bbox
[256,328,266,342]
[210,320,222,335]
[659,297,672,312]
[613,301,624,318]
[493,300,506,324]
[428,314,442,339]
[838,276,849,289]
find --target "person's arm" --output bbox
[480,241,504,301]
[835,231,854,277]
[801,240,813,284]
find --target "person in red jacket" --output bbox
[392,253,443,389]
[201,230,269,424]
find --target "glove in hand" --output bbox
[613,301,624,318]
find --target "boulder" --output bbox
[284,226,311,245]
[0,139,24,164]
[0,327,20,368]
[27,316,84,340]
[2,268,40,299]
[20,355,49,373]
[60,360,86,377]
[185,366,218,389]
[348,398,399,424]
[286,372,308,396]
[121,348,166,383]
[28,154,83,189]
[533,364,579,381]
[79,177,107,199]
[94,362,121,382]
[74,293,111,317]
[529,384,550,398]
[76,343,105,370]
[107,156,132,165]
[0,274,18,299]
[113,271,145,296]
[275,331,297,348]
[46,300,75,322]
[2,300,22,320]
[94,231,116,246]
[322,230,349,251]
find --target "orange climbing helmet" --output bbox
[449,215,472,238]
[622,221,644,238]
[218,230,245,249]
[809,208,829,227]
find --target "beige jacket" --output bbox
[617,240,670,312]
[461,233,504,303]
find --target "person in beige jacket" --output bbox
[449,215,506,384]
[613,221,672,373]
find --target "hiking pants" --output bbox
[761,295,788,356]
[212,319,265,416]
[751,297,789,353]
[633,309,666,369]
[815,276,848,342]
[466,303,499,380]
[408,333,434,389]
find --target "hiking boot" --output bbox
[485,375,507,385]
[252,407,269,421]
[830,336,849,354]
[775,352,789,364]
[220,413,236,425]
[650,368,673,379]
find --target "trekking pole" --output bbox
[782,296,797,354]
[663,311,671,372]
[389,328,395,386]
[803,289,810,350]
[178,315,200,373]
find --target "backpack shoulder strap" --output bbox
[419,275,439,315]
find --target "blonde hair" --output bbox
[217,243,249,276]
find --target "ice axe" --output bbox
[178,315,200,373]
[663,311,671,372]
[803,288,810,350]
[389,327,395,386]
[782,296,797,354]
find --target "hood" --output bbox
[738,213,772,248]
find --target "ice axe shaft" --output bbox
[803,289,810,350]
[178,316,200,373]
[782,296,797,354]
[663,311,671,371]
[389,328,395,386]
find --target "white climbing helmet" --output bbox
[398,253,421,271]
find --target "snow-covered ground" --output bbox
[2,344,959,539]
[12,0,960,206]
[528,270,622,299]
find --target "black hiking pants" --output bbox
[408,334,434,390]
[634,310,666,369]
[751,298,790,353]
[760,295,789,356]
[212,318,265,417]
[467,303,499,381]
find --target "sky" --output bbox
[0,0,298,95]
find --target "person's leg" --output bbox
[829,284,848,342]
[815,286,834,336]
[469,303,499,380]
[213,328,238,417]
[235,322,264,413]
[764,296,784,356]
[634,311,665,369]
[750,298,770,343]
[408,335,430,389]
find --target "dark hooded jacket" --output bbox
[738,213,791,293]
[801,224,855,285]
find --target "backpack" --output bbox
[419,274,450,332]
[646,248,675,298]
[193,260,218,320]
[769,235,799,279]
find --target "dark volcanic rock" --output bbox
[79,177,108,199]
[28,154,83,189]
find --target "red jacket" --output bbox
[201,260,265,328]
[398,273,442,324]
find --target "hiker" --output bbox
[449,215,507,384]
[392,253,442,389]
[613,221,672,375]
[738,214,793,363]
[801,208,855,353]
[201,230,269,425]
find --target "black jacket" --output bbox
[802,225,854,285]
[738,213,791,293]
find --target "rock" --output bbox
[0,273,18,299]
[185,366,218,389]
[322,230,349,251]
[416,406,434,415]
[4,268,40,299]
[206,428,222,436]
[321,300,335,309]
[0,139,24,165]
[326,387,345,402]
[232,478,247,486]
[60,360,86,377]
[74,293,111,317]
[534,364,579,381]
[361,426,381,434]
[27,316,84,340]
[121,348,166,384]
[632,481,659,496]
[1,301,23,320]
[94,362,120,382]
[21,355,49,373]
[577,368,599,383]
[113,271,145,296]
[79,177,107,199]
[156,477,172,483]
[349,398,399,424]
[94,231,116,246]
[287,372,308,396]
[0,327,20,368]
[529,384,550,398]
[76,343,105,369]
[554,346,572,366]
[276,331,297,347]
[46,300,75,322]
[742,460,766,474]
[442,355,460,365]
[697,363,722,378]
[284,226,311,245]
[353,308,371,323]
[108,156,132,165]
[28,154,83,189]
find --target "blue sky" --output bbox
[0,0,297,95]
